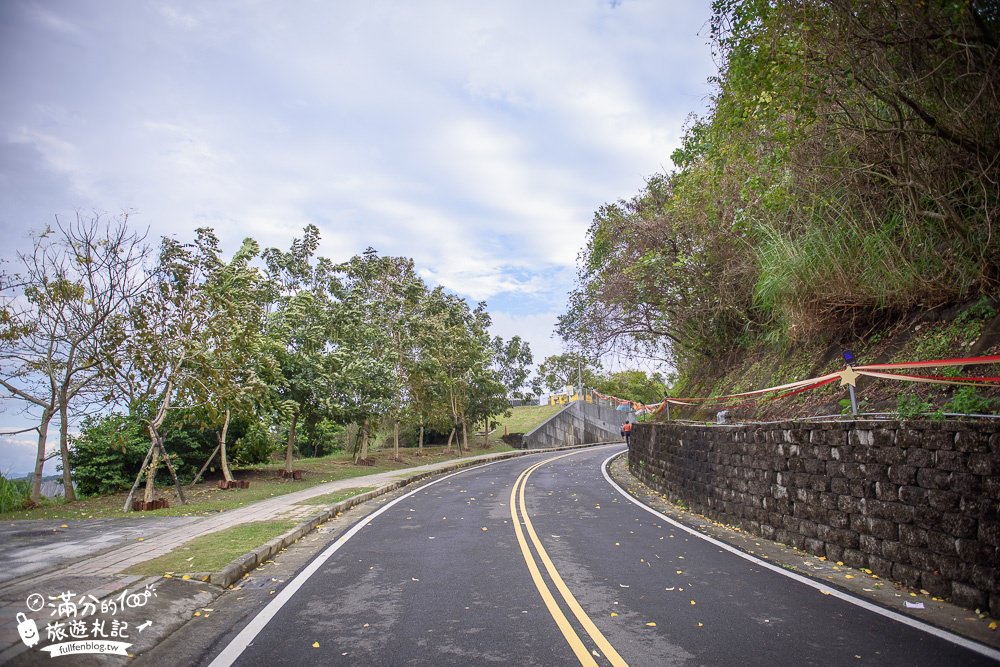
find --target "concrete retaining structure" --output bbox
[629,419,1000,614]
[522,400,634,449]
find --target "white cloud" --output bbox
[0,0,716,318]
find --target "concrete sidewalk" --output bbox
[0,447,550,664]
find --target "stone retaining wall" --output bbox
[629,420,1000,614]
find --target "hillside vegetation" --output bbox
[559,0,1000,410]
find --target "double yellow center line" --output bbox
[509,454,629,667]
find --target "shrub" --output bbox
[896,393,932,420]
[67,414,148,496]
[0,472,31,513]
[943,387,996,416]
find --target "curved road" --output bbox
[207,445,999,666]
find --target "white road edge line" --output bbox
[208,455,525,667]
[600,450,1000,662]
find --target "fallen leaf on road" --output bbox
[182,575,190,581]
[619,584,630,588]
[60,524,69,528]
[820,590,831,596]
[989,621,997,631]
[481,527,488,531]
[665,587,675,591]
[697,623,704,627]
[610,612,618,617]
[844,575,854,580]
[690,600,696,606]
[645,622,656,627]
[312,642,320,648]
[411,578,420,581]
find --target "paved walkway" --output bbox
[0,451,525,663]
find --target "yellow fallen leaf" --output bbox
[193,611,201,617]
[845,575,854,580]
[697,622,704,627]
[645,622,656,627]
[313,642,320,648]
[182,575,191,580]
[690,600,696,606]
[820,590,831,596]
[610,612,618,617]
[836,561,844,566]
[676,570,683,574]
[137,537,145,542]
[909,592,917,597]
[60,524,69,528]
[989,621,997,631]
[481,527,488,531]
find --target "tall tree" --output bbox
[338,249,425,460]
[182,234,278,483]
[263,225,340,473]
[0,215,149,503]
[110,230,218,509]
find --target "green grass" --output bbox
[0,442,517,522]
[125,520,297,576]
[490,404,563,435]
[295,487,374,505]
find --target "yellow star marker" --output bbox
[839,366,860,387]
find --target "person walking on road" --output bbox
[621,420,632,446]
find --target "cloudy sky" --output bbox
[0,0,716,475]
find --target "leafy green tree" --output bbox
[108,230,220,509]
[537,353,601,394]
[591,370,669,406]
[337,249,424,460]
[491,335,539,401]
[181,232,279,483]
[263,225,336,473]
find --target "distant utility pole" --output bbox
[577,354,583,397]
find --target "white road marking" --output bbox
[600,450,1000,663]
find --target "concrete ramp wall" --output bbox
[522,400,635,449]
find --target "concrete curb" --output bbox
[208,442,619,588]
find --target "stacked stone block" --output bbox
[629,420,1000,615]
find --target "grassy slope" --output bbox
[669,299,1000,422]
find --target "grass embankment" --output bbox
[490,403,563,436]
[669,299,1000,422]
[126,520,299,576]
[1,405,557,522]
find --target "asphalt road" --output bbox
[204,445,999,666]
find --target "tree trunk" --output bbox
[58,398,76,501]
[123,441,157,512]
[482,420,489,449]
[418,425,424,453]
[285,412,298,474]
[460,416,469,453]
[30,409,53,505]
[393,420,400,460]
[445,427,455,453]
[358,419,370,462]
[143,442,160,504]
[157,435,186,504]
[219,408,233,482]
